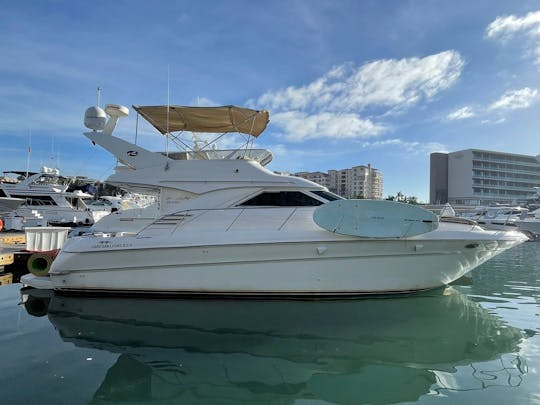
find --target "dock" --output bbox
[0,232,26,247]
[0,248,15,286]
[1,229,68,286]
[0,252,14,266]
[0,232,27,285]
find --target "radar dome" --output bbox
[84,106,106,131]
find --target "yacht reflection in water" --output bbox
[22,289,527,404]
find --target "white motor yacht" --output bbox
[0,167,100,230]
[24,103,528,296]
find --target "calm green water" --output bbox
[0,244,539,404]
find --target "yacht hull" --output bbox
[49,237,522,295]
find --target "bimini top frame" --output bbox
[132,105,269,137]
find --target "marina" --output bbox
[0,101,537,404]
[0,241,538,403]
[3,3,540,403]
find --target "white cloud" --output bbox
[189,96,219,107]
[481,117,507,125]
[447,106,475,120]
[251,51,463,141]
[444,88,537,126]
[272,111,386,142]
[255,50,464,113]
[486,10,540,63]
[486,10,540,39]
[361,139,447,155]
[488,87,538,111]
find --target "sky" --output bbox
[2,1,540,202]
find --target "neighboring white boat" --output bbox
[85,194,156,223]
[86,194,156,212]
[85,196,121,223]
[515,208,540,237]
[0,167,99,230]
[26,103,527,296]
[465,203,540,237]
[466,206,528,232]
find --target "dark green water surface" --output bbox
[0,243,539,404]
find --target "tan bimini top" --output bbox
[133,105,270,137]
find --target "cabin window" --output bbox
[311,190,343,201]
[0,189,6,197]
[11,194,57,206]
[239,191,324,207]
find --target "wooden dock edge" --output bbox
[0,234,26,245]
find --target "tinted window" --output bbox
[11,195,57,206]
[240,191,324,206]
[311,190,343,201]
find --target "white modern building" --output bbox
[294,171,330,189]
[430,149,540,206]
[295,164,383,199]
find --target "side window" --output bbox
[240,191,324,206]
[311,190,343,201]
[11,194,57,206]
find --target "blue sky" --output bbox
[2,1,540,201]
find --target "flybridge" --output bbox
[81,102,311,197]
[83,104,273,166]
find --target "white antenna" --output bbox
[166,65,170,157]
[51,135,55,165]
[26,129,32,177]
[97,86,102,107]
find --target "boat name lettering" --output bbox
[91,242,133,249]
[165,200,187,205]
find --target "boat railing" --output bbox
[439,217,479,226]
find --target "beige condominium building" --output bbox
[295,164,383,199]
[430,149,540,205]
